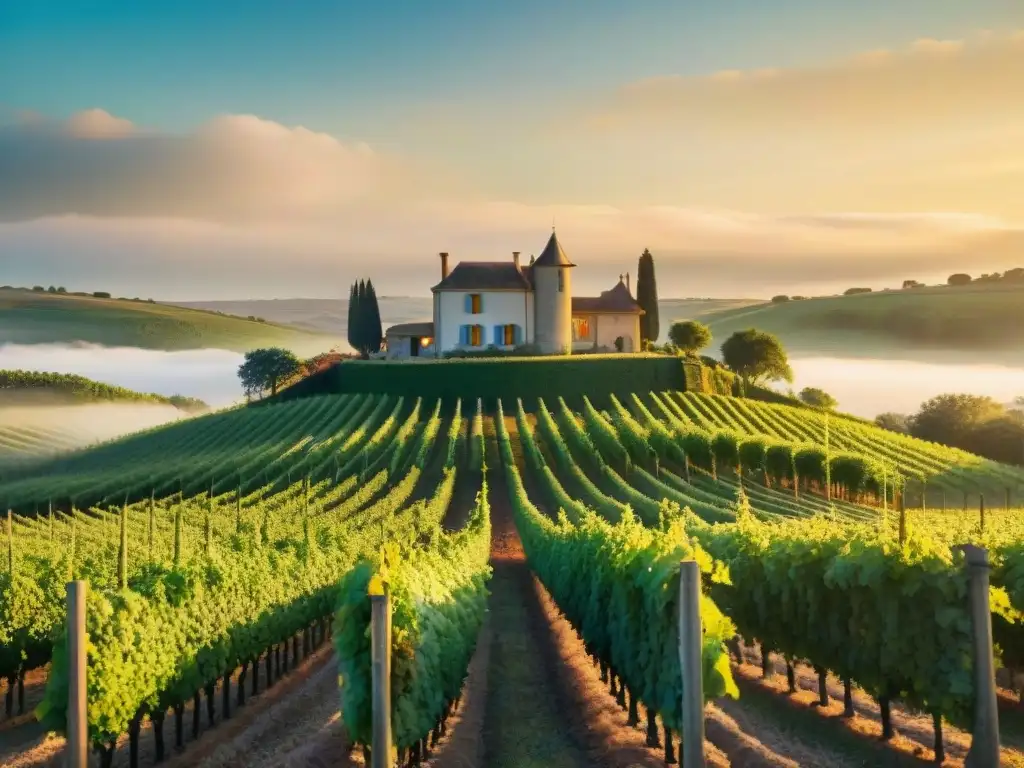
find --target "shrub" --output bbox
[92,291,111,299]
[770,295,790,303]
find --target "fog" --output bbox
[4,342,1023,427]
[789,358,1024,419]
[0,402,190,456]
[0,343,245,408]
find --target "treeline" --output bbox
[768,267,1024,303]
[876,394,1024,466]
[0,285,155,302]
[0,370,207,412]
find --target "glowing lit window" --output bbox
[572,316,591,341]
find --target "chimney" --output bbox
[626,271,630,293]
[439,252,450,280]
[512,251,521,270]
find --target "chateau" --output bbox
[384,231,644,358]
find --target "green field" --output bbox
[4,386,1024,764]
[695,281,1024,364]
[0,288,336,353]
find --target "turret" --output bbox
[531,230,574,354]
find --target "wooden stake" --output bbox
[67,581,88,768]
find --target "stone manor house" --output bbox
[384,231,644,358]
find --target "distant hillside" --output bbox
[179,296,761,345]
[0,370,208,411]
[699,282,1024,365]
[0,288,336,354]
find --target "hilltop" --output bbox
[0,287,336,354]
[698,281,1024,365]
[0,369,208,411]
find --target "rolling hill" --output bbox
[698,281,1024,364]
[0,288,337,354]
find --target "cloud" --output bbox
[0,110,447,223]
[592,33,1024,136]
[63,108,136,139]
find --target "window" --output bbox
[557,271,564,292]
[467,294,482,314]
[470,324,482,346]
[504,324,516,345]
[572,316,592,341]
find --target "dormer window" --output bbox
[558,271,564,293]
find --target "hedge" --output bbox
[273,354,696,413]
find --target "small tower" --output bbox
[532,230,575,354]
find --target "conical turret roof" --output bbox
[533,230,575,268]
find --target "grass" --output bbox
[0,288,335,354]
[697,282,1024,364]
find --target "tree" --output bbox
[237,348,302,399]
[843,287,871,295]
[636,249,660,344]
[362,279,383,356]
[720,329,793,384]
[908,393,1004,446]
[345,278,383,357]
[668,320,712,356]
[798,387,837,410]
[947,273,972,286]
[346,280,362,354]
[875,412,910,434]
[901,280,921,289]
[770,295,790,303]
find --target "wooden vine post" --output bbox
[370,589,393,768]
[955,544,1000,767]
[678,560,706,767]
[67,580,88,768]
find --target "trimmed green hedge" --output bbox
[274,354,694,413]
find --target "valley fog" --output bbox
[0,343,245,408]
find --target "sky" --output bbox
[1,1,1023,300]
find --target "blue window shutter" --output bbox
[493,325,501,345]
[515,325,523,345]
[459,325,467,345]
[479,294,484,313]
[464,295,471,313]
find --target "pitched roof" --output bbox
[431,262,532,292]
[533,231,575,268]
[572,280,645,314]
[385,321,434,337]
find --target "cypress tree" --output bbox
[636,249,660,345]
[363,279,383,355]
[355,279,368,356]
[346,281,360,353]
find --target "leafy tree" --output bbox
[843,287,871,295]
[798,387,837,409]
[636,249,660,344]
[237,347,301,399]
[963,413,1024,465]
[668,320,712,356]
[908,393,1004,446]
[721,329,793,384]
[947,273,972,286]
[770,295,790,303]
[47,286,57,293]
[875,412,910,434]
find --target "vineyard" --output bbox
[3,389,1024,766]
